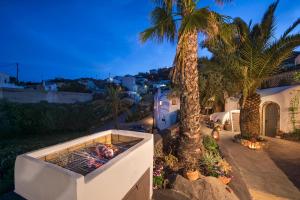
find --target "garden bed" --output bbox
[153,131,234,190]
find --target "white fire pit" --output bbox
[15,130,153,200]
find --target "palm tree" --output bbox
[207,1,300,138]
[105,86,122,129]
[141,0,231,173]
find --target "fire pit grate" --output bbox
[46,140,140,176]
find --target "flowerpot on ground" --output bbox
[184,170,200,181]
[224,123,232,131]
[218,176,231,185]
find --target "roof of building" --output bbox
[258,84,300,97]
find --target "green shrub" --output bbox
[203,135,219,154]
[200,151,221,177]
[0,101,98,138]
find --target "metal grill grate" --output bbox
[46,142,136,176]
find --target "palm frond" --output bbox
[234,17,250,41]
[259,0,278,42]
[140,6,176,43]
[282,18,300,38]
[214,0,233,5]
[179,7,210,35]
[267,34,300,68]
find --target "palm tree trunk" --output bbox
[177,30,203,171]
[240,92,261,138]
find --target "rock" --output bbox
[170,175,239,200]
[152,189,190,200]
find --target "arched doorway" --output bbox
[264,102,280,137]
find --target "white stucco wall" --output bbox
[0,72,9,84]
[225,85,300,134]
[15,130,153,200]
[154,89,180,130]
[259,85,300,134]
[295,55,300,65]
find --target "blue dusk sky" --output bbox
[0,0,299,81]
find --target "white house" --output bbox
[0,72,9,84]
[0,72,23,89]
[154,88,180,130]
[106,76,122,85]
[122,76,138,92]
[43,81,58,92]
[225,85,300,136]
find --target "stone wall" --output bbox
[262,70,300,88]
[0,88,93,104]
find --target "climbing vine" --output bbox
[289,90,300,132]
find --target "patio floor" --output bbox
[264,137,300,190]
[218,130,300,200]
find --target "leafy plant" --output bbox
[153,161,164,189]
[289,91,300,131]
[203,135,219,154]
[164,154,179,170]
[200,151,221,177]
[217,159,232,175]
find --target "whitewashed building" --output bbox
[0,72,9,84]
[0,72,23,89]
[43,81,58,92]
[154,88,180,130]
[122,76,138,92]
[225,85,300,136]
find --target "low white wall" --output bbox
[15,130,153,200]
[260,88,300,134]
[0,88,92,104]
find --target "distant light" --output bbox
[159,101,162,106]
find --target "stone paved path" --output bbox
[219,131,300,200]
[265,137,300,190]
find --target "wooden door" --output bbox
[265,103,279,137]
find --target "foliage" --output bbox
[0,100,99,138]
[200,135,232,177]
[125,104,151,123]
[153,160,165,189]
[200,151,222,177]
[217,159,232,175]
[102,86,124,128]
[294,72,300,82]
[205,0,300,108]
[282,129,300,141]
[203,135,219,154]
[59,82,90,93]
[288,91,300,131]
[164,154,179,170]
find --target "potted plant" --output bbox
[224,120,231,131]
[184,159,201,181]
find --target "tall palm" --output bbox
[141,0,231,172]
[105,86,122,129]
[207,0,300,138]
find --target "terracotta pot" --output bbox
[241,139,250,147]
[185,170,200,181]
[224,124,232,131]
[218,176,231,185]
